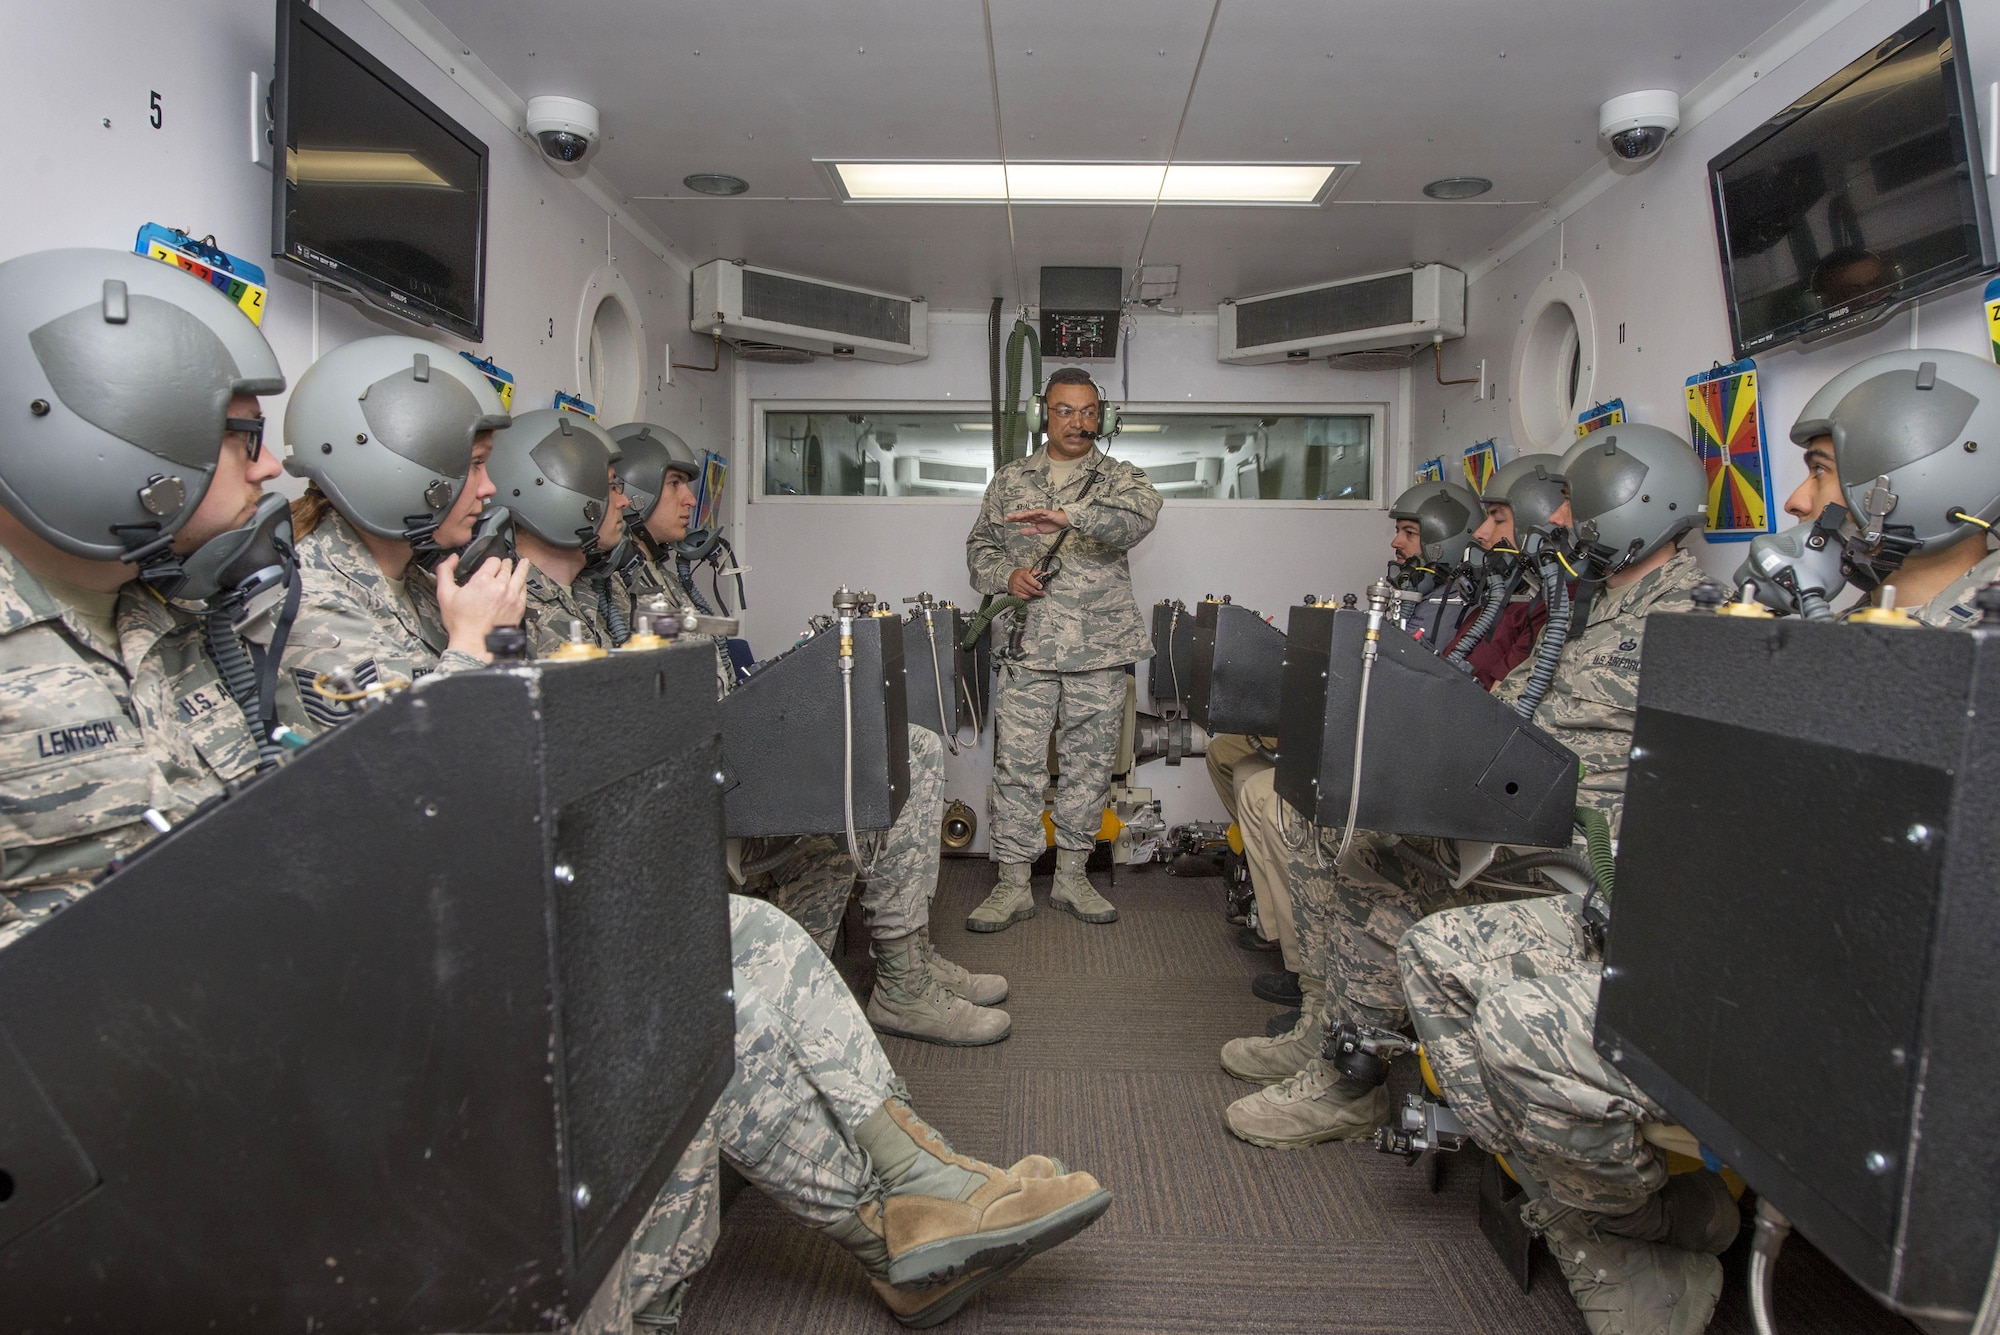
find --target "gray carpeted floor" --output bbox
[681,861,1917,1334]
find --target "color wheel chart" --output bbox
[1685,359,1773,542]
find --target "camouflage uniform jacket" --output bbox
[523,561,612,658]
[0,551,258,943]
[966,446,1162,671]
[1911,547,2000,629]
[276,514,485,737]
[1495,547,1706,826]
[624,552,736,699]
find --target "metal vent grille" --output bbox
[917,460,987,485]
[732,339,815,364]
[743,270,911,344]
[1235,272,1415,349]
[1145,461,1201,485]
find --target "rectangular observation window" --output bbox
[760,409,1375,501]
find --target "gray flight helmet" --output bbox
[1388,480,1480,564]
[283,336,509,540]
[1812,350,2000,550]
[0,248,284,560]
[608,421,700,523]
[491,409,621,548]
[1483,453,1570,535]
[1561,424,1706,570]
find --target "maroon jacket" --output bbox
[1448,597,1549,689]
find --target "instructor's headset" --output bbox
[1029,370,1124,441]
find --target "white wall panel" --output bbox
[0,0,728,466]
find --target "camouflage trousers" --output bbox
[1208,738,1300,973]
[745,724,945,952]
[989,663,1127,864]
[1289,831,1480,1031]
[573,894,899,1334]
[1399,896,1670,1214]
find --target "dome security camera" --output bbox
[1598,90,1681,167]
[524,96,600,176]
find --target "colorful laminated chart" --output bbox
[1415,458,1445,484]
[1685,359,1774,543]
[459,352,515,411]
[1462,440,1497,494]
[553,390,598,419]
[694,451,729,532]
[1577,399,1625,437]
[134,224,267,326]
[1985,276,1999,364]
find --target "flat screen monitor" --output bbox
[272,0,489,340]
[1707,0,1996,358]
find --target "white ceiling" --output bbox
[425,0,1804,310]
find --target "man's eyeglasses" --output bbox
[224,416,266,462]
[1049,404,1100,422]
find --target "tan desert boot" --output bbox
[855,1099,1112,1288]
[1222,1057,1390,1149]
[1221,974,1327,1084]
[865,932,1010,1046]
[920,926,1009,1005]
[1049,848,1117,924]
[967,862,1035,933]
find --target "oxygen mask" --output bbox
[453,505,517,584]
[176,492,296,643]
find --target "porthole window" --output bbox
[1512,272,1595,453]
[575,266,645,424]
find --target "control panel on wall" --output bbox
[1039,266,1122,360]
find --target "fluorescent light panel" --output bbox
[830,161,1341,204]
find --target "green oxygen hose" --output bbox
[1577,803,1616,900]
[961,594,1026,650]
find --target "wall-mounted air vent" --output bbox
[1218,264,1465,365]
[692,260,928,364]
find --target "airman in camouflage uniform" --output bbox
[0,247,287,950]
[965,369,1162,932]
[577,894,1111,1333]
[1223,426,1710,1152]
[609,423,1008,1045]
[0,552,262,949]
[1401,368,2000,1335]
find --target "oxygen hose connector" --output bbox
[1362,577,1397,657]
[830,585,878,872]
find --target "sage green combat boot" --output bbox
[920,926,1009,1005]
[1526,1199,1725,1335]
[1049,848,1117,924]
[1221,974,1327,1084]
[967,862,1035,933]
[866,932,1011,1046]
[823,1154,1068,1328]
[1223,1056,1390,1148]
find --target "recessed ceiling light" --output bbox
[684,173,750,196]
[1423,176,1493,200]
[825,161,1350,205]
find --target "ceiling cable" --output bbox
[1136,0,1224,272]
[980,0,1024,309]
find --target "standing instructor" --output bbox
[965,368,1162,931]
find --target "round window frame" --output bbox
[575,265,646,425]
[1510,271,1596,454]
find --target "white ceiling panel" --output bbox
[423,0,1809,309]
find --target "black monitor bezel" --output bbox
[271,0,490,342]
[1706,0,1997,360]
